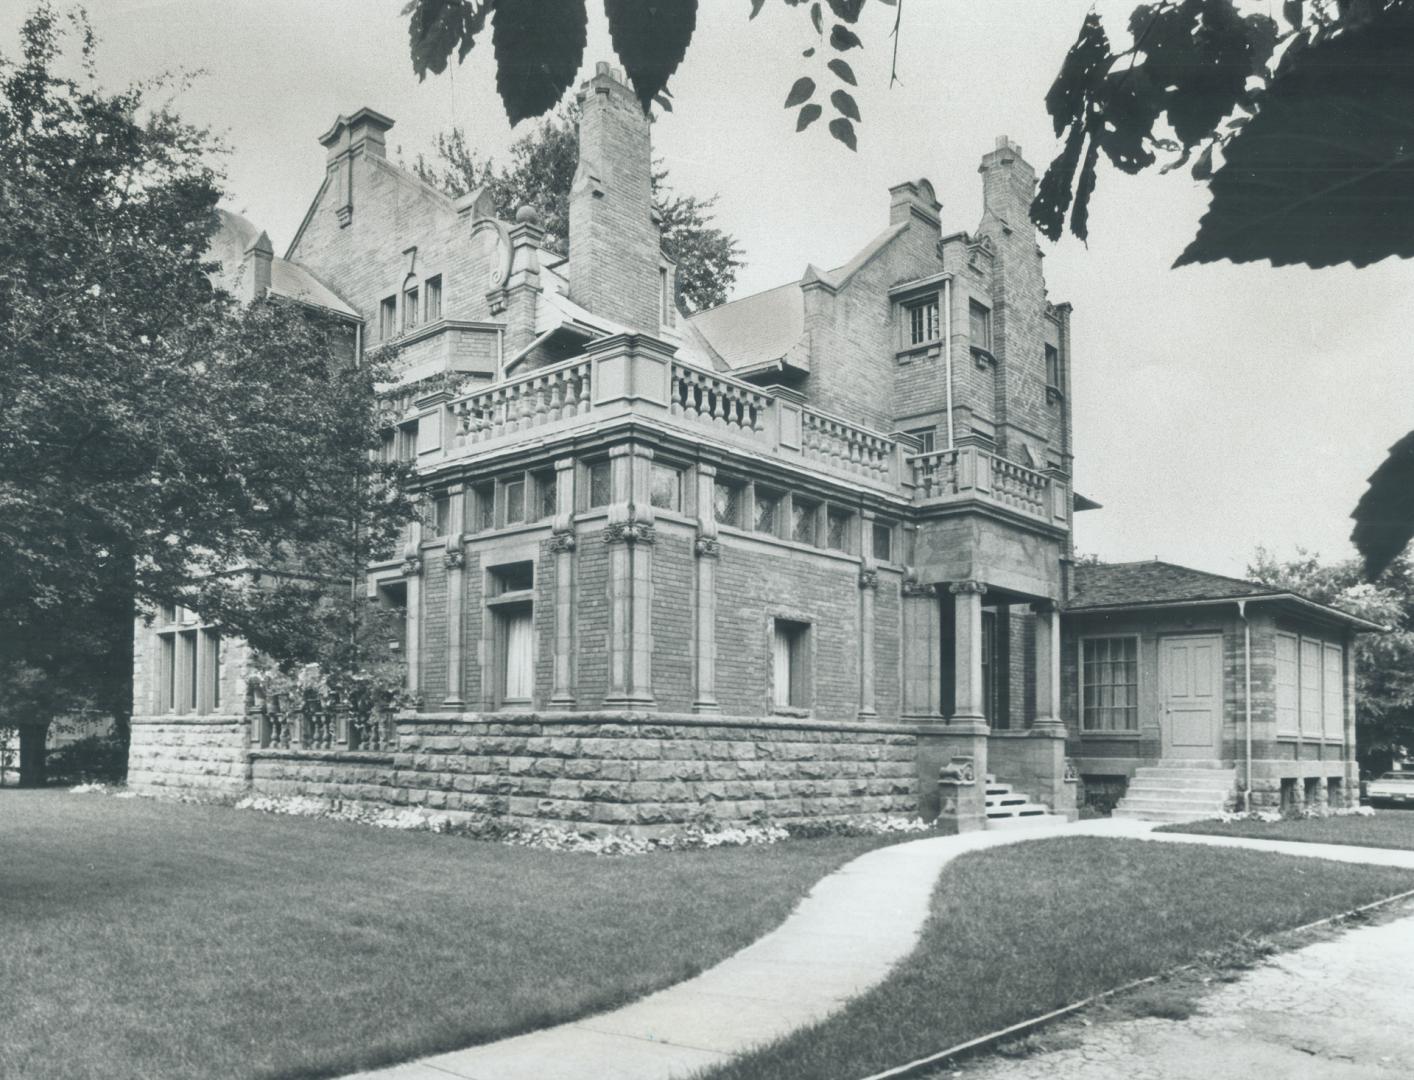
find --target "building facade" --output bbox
[128,65,1374,828]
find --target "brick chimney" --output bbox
[319,108,395,228]
[243,230,273,302]
[568,63,661,333]
[889,178,941,231]
[978,136,1036,230]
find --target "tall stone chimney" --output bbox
[319,108,395,228]
[568,63,661,333]
[978,136,1036,230]
[243,230,273,302]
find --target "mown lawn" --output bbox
[1159,809,1414,850]
[697,836,1414,1080]
[0,789,894,1080]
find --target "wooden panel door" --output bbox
[1160,635,1224,759]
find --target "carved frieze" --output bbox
[939,755,976,785]
[603,521,655,545]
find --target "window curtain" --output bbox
[772,627,791,709]
[504,610,534,701]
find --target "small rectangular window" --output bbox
[906,295,940,346]
[906,427,936,454]
[1045,343,1061,388]
[159,604,176,625]
[792,498,818,545]
[754,489,781,536]
[588,461,612,508]
[397,422,418,462]
[468,483,495,533]
[714,480,741,527]
[772,619,810,710]
[969,299,992,351]
[826,509,851,552]
[872,522,893,562]
[490,561,535,594]
[424,275,442,322]
[504,477,526,525]
[534,470,557,520]
[403,286,419,331]
[427,494,450,536]
[650,463,681,512]
[379,296,397,340]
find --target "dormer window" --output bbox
[906,295,940,347]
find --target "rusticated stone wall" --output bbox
[128,718,251,795]
[245,713,920,832]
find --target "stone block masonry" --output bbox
[244,712,920,834]
[128,718,251,795]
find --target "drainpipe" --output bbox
[943,277,955,450]
[1238,599,1253,810]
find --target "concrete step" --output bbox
[1113,806,1223,824]
[1120,796,1229,813]
[986,813,1067,830]
[1123,783,1230,798]
[1135,766,1237,780]
[985,784,1013,796]
[985,795,1027,808]
[1124,786,1232,803]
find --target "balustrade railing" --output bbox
[909,447,1053,521]
[669,363,769,436]
[451,357,592,446]
[801,410,894,481]
[249,689,397,754]
[991,456,1049,517]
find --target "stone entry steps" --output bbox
[1112,764,1237,823]
[984,776,1065,830]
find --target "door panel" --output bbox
[1161,635,1223,759]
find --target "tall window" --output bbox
[155,608,222,715]
[424,275,442,322]
[792,498,818,545]
[587,460,612,508]
[468,483,495,533]
[531,470,557,520]
[379,296,397,340]
[1279,631,1345,740]
[503,476,526,525]
[402,278,420,332]
[826,508,851,552]
[650,463,681,512]
[714,480,742,527]
[905,295,940,347]
[969,299,992,351]
[1044,343,1061,388]
[754,489,782,536]
[772,619,810,711]
[1081,637,1139,732]
[872,522,893,562]
[489,563,535,709]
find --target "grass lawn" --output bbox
[697,836,1414,1080]
[0,789,896,1080]
[1158,809,1414,850]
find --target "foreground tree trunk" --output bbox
[17,723,48,787]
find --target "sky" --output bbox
[11,0,1413,577]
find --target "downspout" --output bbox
[1238,599,1253,810]
[943,276,955,450]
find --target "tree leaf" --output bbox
[811,2,823,35]
[784,76,816,108]
[1069,136,1101,242]
[1045,12,1111,137]
[1282,0,1303,30]
[1191,142,1215,181]
[1031,124,1087,240]
[797,103,823,130]
[830,88,860,121]
[803,47,815,57]
[750,0,766,18]
[830,24,862,50]
[407,0,490,80]
[828,116,857,150]
[827,58,857,85]
[1353,430,1414,580]
[492,0,588,124]
[827,0,865,22]
[605,0,698,113]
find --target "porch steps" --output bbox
[1112,764,1237,823]
[983,776,1065,830]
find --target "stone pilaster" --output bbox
[442,487,466,709]
[550,458,577,708]
[857,567,879,720]
[691,463,720,713]
[949,580,989,732]
[401,522,423,703]
[900,579,940,720]
[1030,600,1064,734]
[603,444,655,710]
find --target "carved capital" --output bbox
[443,548,465,571]
[1064,758,1080,784]
[901,579,936,598]
[938,755,976,785]
[694,536,720,559]
[548,531,577,554]
[948,580,988,596]
[603,521,655,546]
[858,568,879,590]
[400,555,423,578]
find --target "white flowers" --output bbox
[69,782,109,794]
[1214,802,1376,823]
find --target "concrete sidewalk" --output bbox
[342,819,1414,1080]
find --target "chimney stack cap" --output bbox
[319,108,396,158]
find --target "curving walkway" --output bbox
[341,819,1414,1080]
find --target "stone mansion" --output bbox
[128,65,1376,830]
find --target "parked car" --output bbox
[1365,771,1414,807]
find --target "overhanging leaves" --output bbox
[491,0,588,124]
[604,0,698,113]
[406,0,491,80]
[1353,430,1414,580]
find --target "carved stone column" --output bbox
[442,488,467,709]
[900,579,940,720]
[857,567,878,720]
[1030,600,1064,734]
[549,458,577,708]
[603,444,656,710]
[691,463,720,713]
[949,580,989,732]
[401,522,423,704]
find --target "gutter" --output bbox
[1066,592,1385,633]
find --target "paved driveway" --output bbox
[954,902,1414,1080]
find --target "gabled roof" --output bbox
[1068,560,1383,631]
[210,209,358,319]
[688,282,803,371]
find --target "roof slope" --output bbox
[1069,560,1278,609]
[210,210,358,318]
[688,282,804,371]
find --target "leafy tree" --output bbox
[0,6,414,780]
[414,109,744,312]
[1248,548,1414,773]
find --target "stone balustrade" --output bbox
[801,409,895,482]
[250,694,397,753]
[909,447,1063,526]
[669,363,769,435]
[450,356,593,446]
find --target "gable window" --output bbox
[872,521,894,563]
[826,508,852,552]
[969,299,992,352]
[650,463,682,512]
[402,279,419,332]
[424,275,442,323]
[771,619,810,711]
[587,460,612,508]
[1081,636,1139,732]
[792,497,818,545]
[754,489,782,536]
[905,295,940,347]
[379,296,397,340]
[714,480,742,527]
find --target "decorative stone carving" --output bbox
[1064,758,1080,784]
[901,579,936,598]
[548,532,577,553]
[694,536,720,559]
[948,580,988,596]
[858,568,879,590]
[603,521,655,545]
[938,756,976,785]
[444,548,465,571]
[400,555,423,578]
